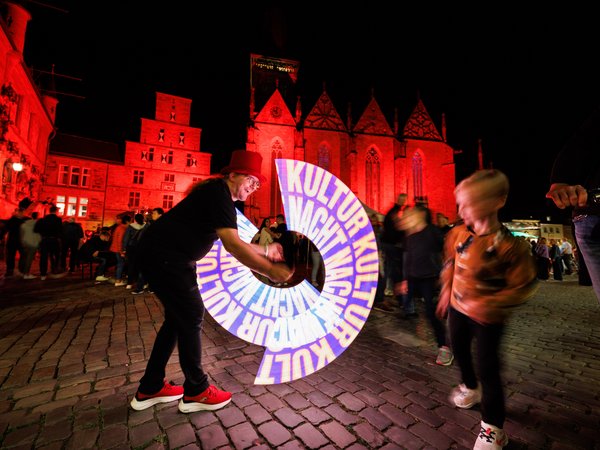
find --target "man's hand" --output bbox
[265,243,285,262]
[268,263,294,283]
[546,183,588,209]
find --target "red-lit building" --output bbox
[1,3,458,231]
[0,1,57,219]
[43,93,212,231]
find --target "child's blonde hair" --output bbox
[454,169,510,199]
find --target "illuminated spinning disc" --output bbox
[197,159,379,384]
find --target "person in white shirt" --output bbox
[560,238,575,275]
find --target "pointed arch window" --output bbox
[365,147,381,212]
[318,144,331,171]
[270,140,283,215]
[412,152,426,204]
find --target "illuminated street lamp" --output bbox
[12,161,23,172]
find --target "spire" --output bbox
[478,138,483,170]
[347,102,352,130]
[442,112,447,142]
[250,86,256,118]
[393,107,398,135]
[295,95,302,122]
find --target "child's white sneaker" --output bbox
[473,421,508,449]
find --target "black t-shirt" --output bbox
[139,178,237,262]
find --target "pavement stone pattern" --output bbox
[0,269,599,450]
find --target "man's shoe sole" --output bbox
[130,394,183,411]
[178,397,231,413]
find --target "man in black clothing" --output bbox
[78,230,112,280]
[1,208,28,277]
[34,206,66,279]
[272,213,295,270]
[131,150,293,414]
[381,193,407,297]
[61,217,84,273]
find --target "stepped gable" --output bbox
[304,90,346,131]
[254,88,296,126]
[402,98,442,141]
[353,97,393,136]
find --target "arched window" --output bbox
[365,147,381,211]
[412,152,426,204]
[270,140,283,215]
[318,143,331,171]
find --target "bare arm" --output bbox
[217,227,293,283]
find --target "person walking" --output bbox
[549,239,563,281]
[61,217,84,274]
[2,208,27,277]
[436,169,538,450]
[35,206,67,280]
[380,194,407,296]
[399,204,453,365]
[130,150,292,413]
[123,213,146,290]
[19,211,41,279]
[109,215,130,286]
[559,238,575,275]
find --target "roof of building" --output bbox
[49,133,122,163]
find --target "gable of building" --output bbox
[402,98,442,141]
[254,88,296,126]
[304,90,346,131]
[353,97,393,136]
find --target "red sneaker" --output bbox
[178,385,232,413]
[130,380,183,411]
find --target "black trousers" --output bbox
[138,255,208,396]
[39,238,62,276]
[448,307,505,428]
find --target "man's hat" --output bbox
[220,150,266,184]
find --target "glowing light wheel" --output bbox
[197,160,379,384]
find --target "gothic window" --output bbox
[412,152,425,203]
[2,160,13,185]
[148,147,155,161]
[365,147,381,212]
[164,173,175,182]
[318,144,331,171]
[158,129,165,142]
[270,140,283,214]
[129,192,141,208]
[179,132,185,146]
[133,170,144,184]
[163,194,174,210]
[186,154,197,167]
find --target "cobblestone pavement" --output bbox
[0,270,599,450]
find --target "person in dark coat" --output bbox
[34,206,66,279]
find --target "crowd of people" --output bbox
[0,206,165,294]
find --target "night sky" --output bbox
[18,1,600,222]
